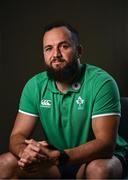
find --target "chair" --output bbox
[119,97,128,179]
[119,97,128,142]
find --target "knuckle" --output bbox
[32,151,38,158]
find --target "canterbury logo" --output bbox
[40,99,52,108]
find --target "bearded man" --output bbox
[0,22,128,179]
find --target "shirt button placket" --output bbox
[61,94,68,126]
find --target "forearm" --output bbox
[9,134,27,158]
[65,139,115,165]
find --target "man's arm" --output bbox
[9,112,38,158]
[65,115,120,165]
[9,113,60,168]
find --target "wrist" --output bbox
[18,150,23,158]
[59,151,69,166]
[18,144,26,158]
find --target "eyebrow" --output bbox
[43,41,71,49]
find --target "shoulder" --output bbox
[85,64,112,79]
[24,71,48,89]
[84,64,116,85]
[20,71,49,96]
[81,64,119,98]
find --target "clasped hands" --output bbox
[18,139,60,170]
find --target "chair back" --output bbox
[119,97,128,142]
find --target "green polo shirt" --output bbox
[19,64,128,157]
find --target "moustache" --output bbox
[51,58,65,63]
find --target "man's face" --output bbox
[43,26,81,82]
[43,27,78,70]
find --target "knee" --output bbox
[0,152,17,167]
[0,152,18,178]
[85,160,110,179]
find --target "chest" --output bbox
[39,89,93,127]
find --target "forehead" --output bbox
[43,27,73,45]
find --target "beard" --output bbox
[45,56,80,82]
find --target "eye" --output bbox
[60,44,70,50]
[63,44,68,48]
[44,46,52,53]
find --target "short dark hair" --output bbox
[42,21,80,45]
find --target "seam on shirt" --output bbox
[18,110,39,117]
[92,113,121,119]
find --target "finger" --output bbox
[29,144,41,153]
[25,139,37,145]
[19,158,28,163]
[39,146,60,158]
[18,160,26,168]
[21,150,39,163]
[25,140,41,152]
[39,141,48,146]
[20,157,34,163]
[25,139,41,148]
[24,143,40,154]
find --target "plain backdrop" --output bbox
[0,0,128,153]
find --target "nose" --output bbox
[53,47,62,58]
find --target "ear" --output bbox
[77,45,83,58]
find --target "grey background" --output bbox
[0,0,128,153]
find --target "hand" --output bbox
[18,139,48,168]
[18,139,60,169]
[39,141,60,165]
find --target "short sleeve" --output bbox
[92,78,121,118]
[19,78,39,116]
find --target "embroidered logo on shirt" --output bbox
[76,96,84,110]
[72,83,81,90]
[40,99,52,108]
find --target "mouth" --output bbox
[51,59,65,67]
[52,61,62,65]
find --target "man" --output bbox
[0,22,128,179]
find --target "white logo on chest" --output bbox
[76,96,84,110]
[40,99,52,108]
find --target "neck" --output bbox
[56,64,81,93]
[56,81,70,93]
